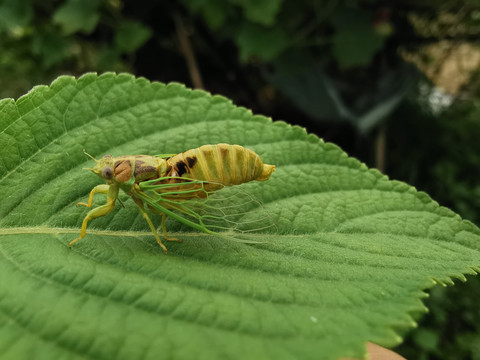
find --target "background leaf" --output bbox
[330,9,385,67]
[182,0,229,29]
[231,0,283,26]
[52,0,101,35]
[237,22,289,62]
[0,0,32,32]
[1,73,480,360]
[31,29,73,67]
[114,21,152,54]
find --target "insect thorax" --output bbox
[92,155,168,184]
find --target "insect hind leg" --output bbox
[161,213,182,243]
[133,198,169,254]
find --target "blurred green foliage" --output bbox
[388,95,480,359]
[399,274,480,359]
[182,0,402,133]
[1,0,480,358]
[389,97,480,225]
[0,0,151,98]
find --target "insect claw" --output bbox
[165,237,183,243]
[69,237,81,247]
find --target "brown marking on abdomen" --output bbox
[219,145,228,158]
[176,161,188,177]
[186,156,197,168]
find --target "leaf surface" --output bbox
[1,73,480,360]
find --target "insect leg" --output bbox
[69,184,119,247]
[77,184,110,207]
[161,213,182,243]
[132,198,169,254]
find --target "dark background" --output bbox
[2,0,480,357]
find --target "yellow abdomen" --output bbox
[166,144,275,185]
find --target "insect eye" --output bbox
[102,167,113,179]
[103,154,112,158]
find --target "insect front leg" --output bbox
[132,198,169,254]
[77,184,110,207]
[69,184,119,247]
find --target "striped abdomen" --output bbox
[166,144,275,185]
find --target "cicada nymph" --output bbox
[71,144,276,254]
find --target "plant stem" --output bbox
[376,123,387,172]
[174,14,204,90]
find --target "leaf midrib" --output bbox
[0,226,155,237]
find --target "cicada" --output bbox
[70,143,276,253]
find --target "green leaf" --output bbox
[1,73,480,359]
[231,0,283,26]
[266,53,355,121]
[95,46,126,72]
[114,21,152,54]
[31,30,73,68]
[181,0,229,29]
[267,56,416,133]
[331,9,386,67]
[0,0,32,32]
[52,0,101,35]
[237,22,289,61]
[182,0,282,28]
[412,328,439,352]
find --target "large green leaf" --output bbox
[1,73,479,360]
